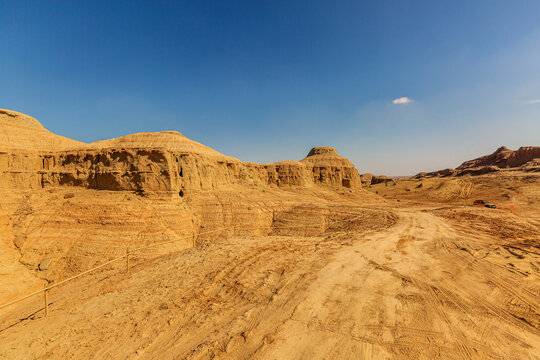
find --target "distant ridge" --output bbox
[457,146,540,169]
[413,146,540,179]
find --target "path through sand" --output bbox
[1,204,538,359]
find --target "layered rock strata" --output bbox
[457,146,540,169]
[0,109,370,294]
[299,146,361,188]
[414,146,540,178]
[0,110,362,193]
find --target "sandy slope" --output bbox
[0,109,538,358]
[1,202,538,359]
[0,196,43,303]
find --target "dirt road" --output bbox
[254,210,539,359]
[1,206,539,359]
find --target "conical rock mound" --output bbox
[88,131,237,160]
[301,146,356,168]
[300,146,361,188]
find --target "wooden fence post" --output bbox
[43,283,49,317]
[126,248,130,273]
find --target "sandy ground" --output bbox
[0,195,538,359]
[2,109,538,359]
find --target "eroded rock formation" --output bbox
[0,109,363,195]
[414,146,540,178]
[300,146,361,188]
[457,146,540,170]
[0,109,372,290]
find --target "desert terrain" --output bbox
[0,109,539,359]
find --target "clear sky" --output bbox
[1,1,539,175]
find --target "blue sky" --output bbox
[1,1,539,175]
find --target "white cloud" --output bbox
[525,99,540,104]
[392,97,413,104]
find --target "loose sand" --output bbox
[0,110,538,359]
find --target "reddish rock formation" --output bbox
[457,146,540,169]
[414,146,540,178]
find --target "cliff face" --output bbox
[0,109,374,296]
[457,146,540,170]
[0,109,362,193]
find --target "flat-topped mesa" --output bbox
[300,146,361,188]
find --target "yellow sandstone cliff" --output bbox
[0,109,361,194]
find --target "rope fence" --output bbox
[0,227,233,313]
[0,211,367,318]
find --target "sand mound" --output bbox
[88,131,237,160]
[0,109,85,151]
[0,109,45,130]
[301,146,352,166]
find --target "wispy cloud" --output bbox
[525,99,540,104]
[392,97,413,104]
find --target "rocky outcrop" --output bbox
[457,146,540,169]
[457,165,500,177]
[300,146,361,188]
[370,175,396,185]
[360,173,373,186]
[0,109,375,298]
[412,168,457,179]
[264,161,314,187]
[360,173,398,186]
[0,109,362,194]
[414,146,540,179]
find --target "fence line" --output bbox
[0,226,234,312]
[0,213,365,315]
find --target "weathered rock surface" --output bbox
[457,146,540,169]
[414,146,540,178]
[300,146,361,188]
[360,173,374,186]
[38,258,52,271]
[0,110,362,193]
[412,168,458,179]
[0,109,84,151]
[0,109,369,291]
[370,175,396,185]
